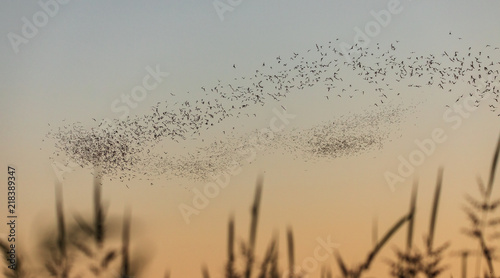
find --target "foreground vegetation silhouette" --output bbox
[1,135,499,277]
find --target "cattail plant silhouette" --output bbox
[32,169,151,278]
[388,169,450,278]
[0,240,30,278]
[2,134,499,277]
[461,136,500,278]
[208,176,289,278]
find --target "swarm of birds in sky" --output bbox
[119,106,410,181]
[47,34,500,181]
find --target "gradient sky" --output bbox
[1,1,500,277]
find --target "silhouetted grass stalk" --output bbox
[226,216,236,278]
[335,211,411,278]
[407,180,418,252]
[244,176,263,278]
[120,206,131,278]
[472,136,500,277]
[287,228,294,278]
